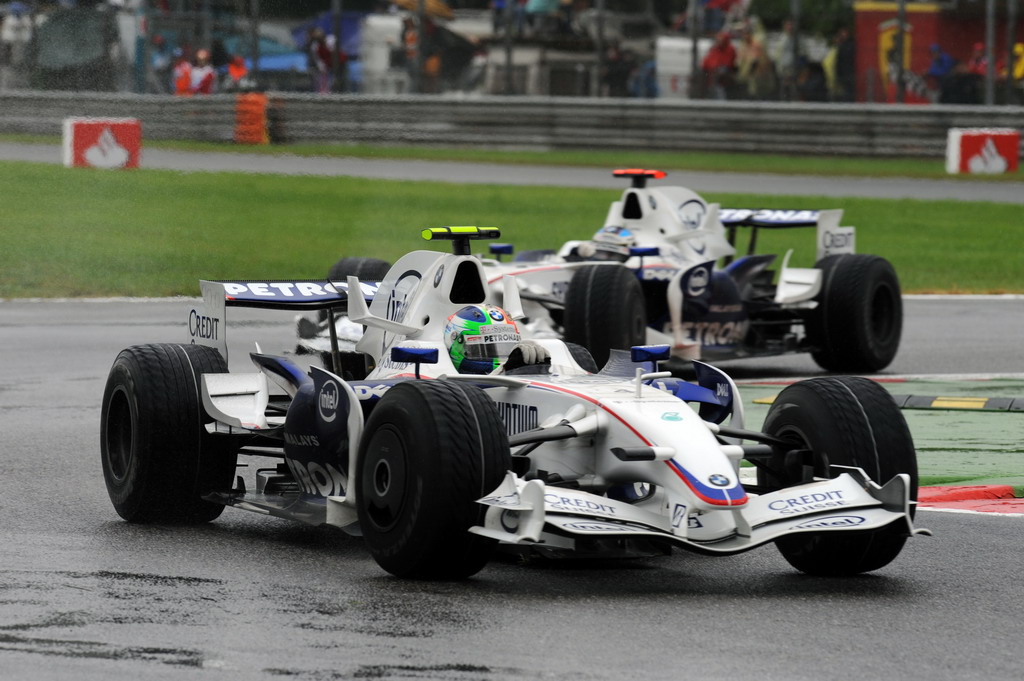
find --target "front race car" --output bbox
[101,227,927,581]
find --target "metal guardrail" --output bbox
[1,89,1022,158]
[0,91,239,142]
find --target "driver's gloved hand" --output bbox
[503,340,551,371]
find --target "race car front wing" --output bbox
[470,466,930,556]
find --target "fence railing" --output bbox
[2,90,1022,159]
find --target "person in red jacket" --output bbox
[172,48,192,96]
[190,49,216,94]
[966,42,988,76]
[702,30,737,99]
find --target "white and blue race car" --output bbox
[478,169,902,373]
[101,227,927,579]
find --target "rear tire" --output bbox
[100,344,238,524]
[327,256,392,284]
[759,376,918,576]
[563,265,647,368]
[356,381,511,579]
[806,254,902,372]
[321,257,392,322]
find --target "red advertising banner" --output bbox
[61,118,142,169]
[946,128,1021,174]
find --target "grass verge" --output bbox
[2,160,1021,298]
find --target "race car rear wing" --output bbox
[188,279,379,363]
[718,208,855,262]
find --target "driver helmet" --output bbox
[444,304,521,374]
[589,225,635,261]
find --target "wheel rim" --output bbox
[762,423,816,489]
[105,386,134,482]
[361,426,409,532]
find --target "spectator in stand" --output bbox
[832,27,855,101]
[489,0,527,37]
[190,48,217,94]
[172,48,192,95]
[210,38,230,75]
[926,43,956,102]
[307,27,332,93]
[601,42,633,97]
[967,41,988,76]
[960,41,989,103]
[401,15,441,93]
[490,0,508,34]
[0,3,32,70]
[966,42,983,75]
[1001,43,1024,103]
[701,30,737,100]
[525,0,558,37]
[149,34,173,93]
[735,22,775,100]
[629,54,659,99]
[555,0,576,36]
[796,58,828,101]
[772,18,801,100]
[703,0,742,34]
[927,43,955,80]
[222,54,250,91]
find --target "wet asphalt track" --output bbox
[2,144,1024,680]
[2,298,1023,681]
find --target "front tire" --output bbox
[806,254,902,372]
[356,381,511,579]
[563,265,647,368]
[100,344,238,524]
[759,376,918,576]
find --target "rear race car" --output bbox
[481,169,903,373]
[101,228,927,580]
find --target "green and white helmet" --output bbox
[444,304,521,374]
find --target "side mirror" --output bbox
[489,243,514,261]
[630,344,671,364]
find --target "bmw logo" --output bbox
[490,308,505,321]
[433,265,444,287]
[708,474,730,487]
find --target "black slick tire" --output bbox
[356,380,511,579]
[100,343,238,524]
[327,256,392,284]
[759,376,918,576]
[321,257,393,322]
[806,254,902,372]
[563,264,647,368]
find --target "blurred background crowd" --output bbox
[1,0,1021,104]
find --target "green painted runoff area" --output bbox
[737,378,1024,493]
